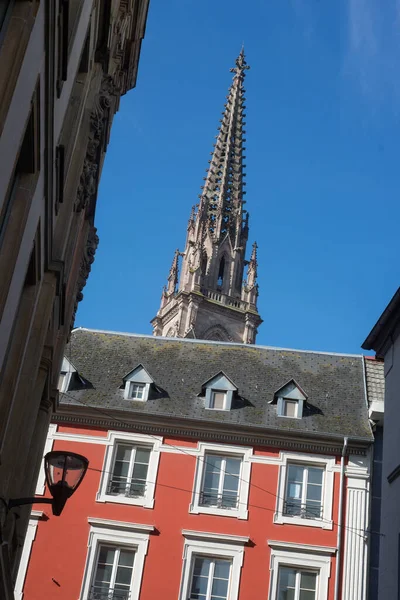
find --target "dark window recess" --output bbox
[78,27,90,74]
[55,145,65,210]
[217,256,225,287]
[24,226,41,287]
[18,85,40,174]
[57,0,69,96]
[0,83,40,247]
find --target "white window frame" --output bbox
[35,423,57,495]
[14,511,44,600]
[179,531,247,600]
[190,442,252,520]
[280,397,299,418]
[97,432,162,508]
[129,382,146,400]
[274,452,335,529]
[268,541,334,600]
[58,357,76,393]
[79,519,152,600]
[124,381,150,401]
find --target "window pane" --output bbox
[283,399,297,417]
[299,591,316,600]
[212,391,226,409]
[119,550,135,568]
[288,483,302,499]
[191,575,209,596]
[206,455,223,470]
[113,462,130,480]
[115,445,132,462]
[279,590,295,600]
[135,448,151,464]
[115,566,133,586]
[94,565,113,585]
[204,469,220,491]
[131,383,145,398]
[132,462,149,481]
[211,576,229,597]
[306,484,322,502]
[288,465,304,483]
[300,572,317,591]
[225,457,241,476]
[193,558,211,576]
[98,546,115,565]
[223,474,239,493]
[308,467,323,485]
[213,560,231,579]
[279,567,296,589]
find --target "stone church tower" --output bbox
[151,50,262,343]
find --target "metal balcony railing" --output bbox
[199,491,239,509]
[89,586,131,600]
[107,477,146,498]
[283,500,322,519]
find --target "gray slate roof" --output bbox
[364,358,384,404]
[60,329,372,441]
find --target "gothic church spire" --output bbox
[152,50,262,344]
[197,48,249,245]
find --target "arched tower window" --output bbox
[217,256,225,288]
[201,252,208,275]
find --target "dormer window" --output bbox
[202,372,237,411]
[273,380,308,419]
[210,390,227,410]
[123,365,153,402]
[58,357,76,393]
[282,398,298,418]
[129,383,145,400]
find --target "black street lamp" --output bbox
[8,451,89,516]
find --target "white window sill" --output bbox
[96,493,154,509]
[190,505,248,520]
[274,513,333,530]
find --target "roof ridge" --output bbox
[71,327,363,359]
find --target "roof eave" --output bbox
[362,287,400,354]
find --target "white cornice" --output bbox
[182,530,250,545]
[268,540,337,555]
[52,412,370,456]
[30,511,44,519]
[88,518,154,533]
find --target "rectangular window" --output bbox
[282,399,297,418]
[189,556,231,600]
[108,445,151,499]
[57,0,69,96]
[210,391,226,409]
[130,383,145,400]
[200,454,241,510]
[277,566,317,600]
[284,464,323,520]
[91,545,135,600]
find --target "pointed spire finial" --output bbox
[246,241,258,289]
[167,248,180,295]
[231,46,250,75]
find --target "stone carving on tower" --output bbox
[151,50,262,344]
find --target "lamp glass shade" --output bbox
[44,451,88,496]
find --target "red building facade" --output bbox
[17,329,374,600]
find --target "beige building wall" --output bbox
[0,1,149,596]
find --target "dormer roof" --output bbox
[271,379,308,403]
[201,371,237,393]
[123,364,153,384]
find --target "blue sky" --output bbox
[76,0,400,354]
